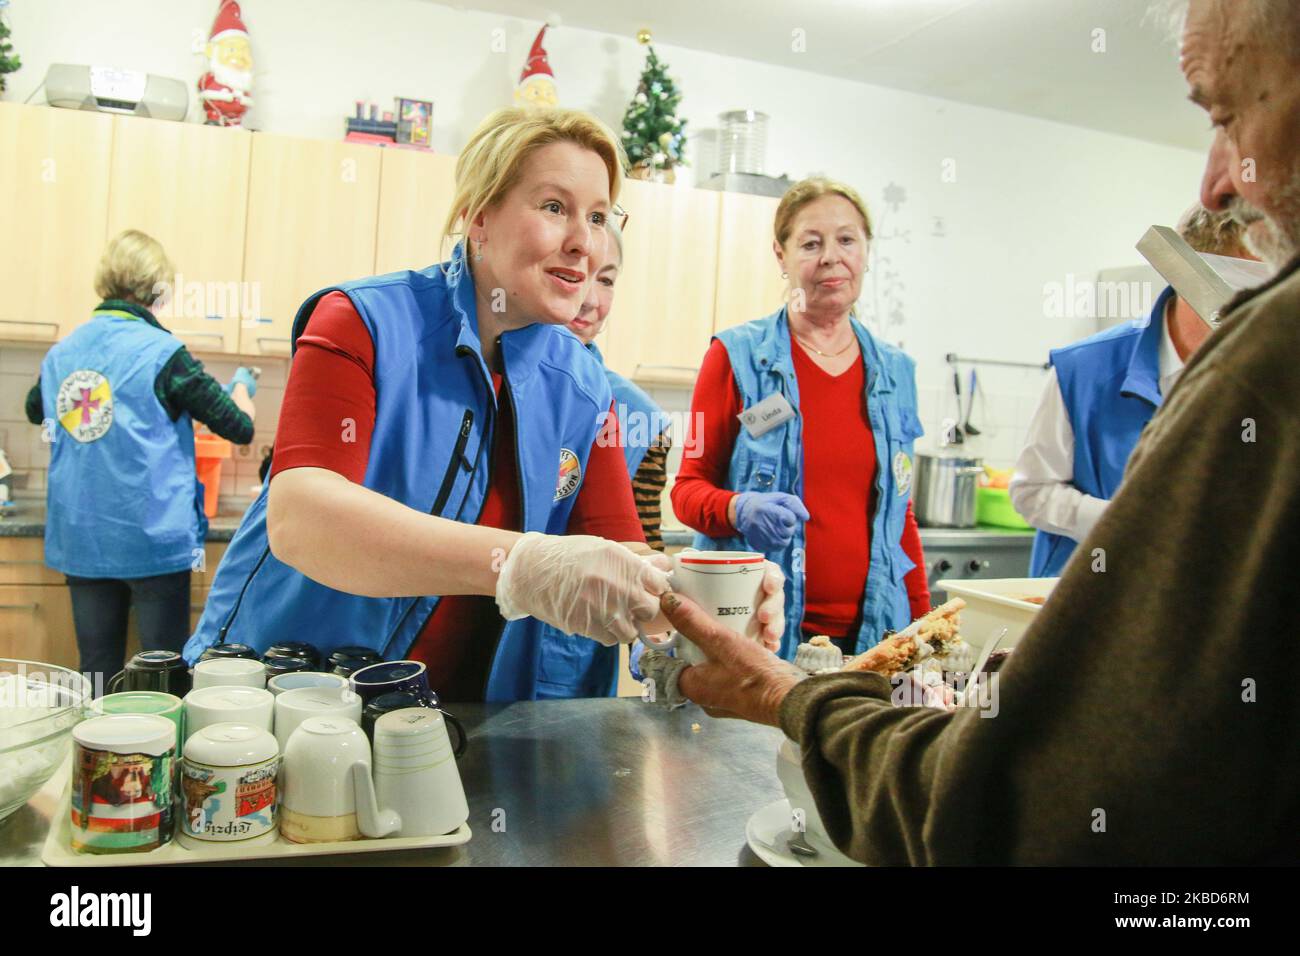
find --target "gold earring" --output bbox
[781,271,788,279]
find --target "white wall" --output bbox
[4,0,1211,469]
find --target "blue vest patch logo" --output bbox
[555,447,581,500]
[55,370,114,443]
[892,450,912,496]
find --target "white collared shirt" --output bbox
[1009,302,1184,542]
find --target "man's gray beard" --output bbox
[1237,167,1300,270]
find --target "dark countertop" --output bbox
[2,503,1030,549]
[663,525,1033,549]
[0,501,247,542]
[1,698,788,867]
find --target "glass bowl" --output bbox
[0,659,90,822]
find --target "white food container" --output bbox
[936,577,1059,651]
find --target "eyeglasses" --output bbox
[612,204,629,232]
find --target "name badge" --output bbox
[737,392,796,438]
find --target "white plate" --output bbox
[745,798,863,868]
[42,776,470,866]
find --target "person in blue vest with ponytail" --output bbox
[185,107,786,702]
[534,218,675,697]
[1011,204,1255,578]
[24,230,257,685]
[673,177,932,662]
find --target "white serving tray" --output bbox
[936,577,1058,651]
[42,777,471,866]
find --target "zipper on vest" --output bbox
[390,345,497,660]
[217,544,273,644]
[431,409,474,516]
[480,339,526,700]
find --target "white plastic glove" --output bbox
[754,560,786,652]
[495,533,672,646]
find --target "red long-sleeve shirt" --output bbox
[672,338,931,636]
[272,292,643,701]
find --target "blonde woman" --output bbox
[188,106,787,702]
[24,230,256,682]
[672,177,930,660]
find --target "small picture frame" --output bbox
[395,97,433,146]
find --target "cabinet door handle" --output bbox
[0,602,40,610]
[635,364,699,374]
[0,319,59,340]
[257,336,291,353]
[0,560,50,566]
[174,330,227,347]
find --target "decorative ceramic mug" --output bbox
[70,714,176,854]
[179,723,279,848]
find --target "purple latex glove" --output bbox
[732,492,811,553]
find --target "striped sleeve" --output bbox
[633,429,672,552]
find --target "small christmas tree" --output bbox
[621,37,686,181]
[0,1,20,94]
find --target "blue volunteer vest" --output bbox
[184,247,614,702]
[41,307,206,578]
[1029,286,1174,577]
[533,339,670,698]
[694,308,924,658]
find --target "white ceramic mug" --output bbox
[183,686,274,743]
[273,685,363,753]
[638,550,766,665]
[372,708,469,837]
[776,738,829,841]
[192,657,267,690]
[280,716,398,843]
[267,671,350,697]
[179,723,279,848]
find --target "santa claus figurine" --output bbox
[195,0,253,127]
[514,24,558,110]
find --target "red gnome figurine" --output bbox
[196,0,253,127]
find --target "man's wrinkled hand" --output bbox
[662,591,807,727]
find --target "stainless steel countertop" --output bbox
[0,698,788,867]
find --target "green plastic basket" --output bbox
[976,486,1032,530]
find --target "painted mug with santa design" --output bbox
[70,714,176,854]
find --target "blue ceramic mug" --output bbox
[348,660,433,707]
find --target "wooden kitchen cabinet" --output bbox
[0,584,78,669]
[0,537,64,586]
[375,149,458,274]
[190,587,212,633]
[107,116,252,355]
[600,179,721,382]
[240,134,381,355]
[713,191,788,334]
[0,103,113,342]
[192,541,229,589]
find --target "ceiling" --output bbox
[440,0,1209,151]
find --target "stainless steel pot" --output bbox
[914,453,984,528]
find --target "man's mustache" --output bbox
[1227,199,1266,227]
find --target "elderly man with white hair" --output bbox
[656,0,1300,865]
